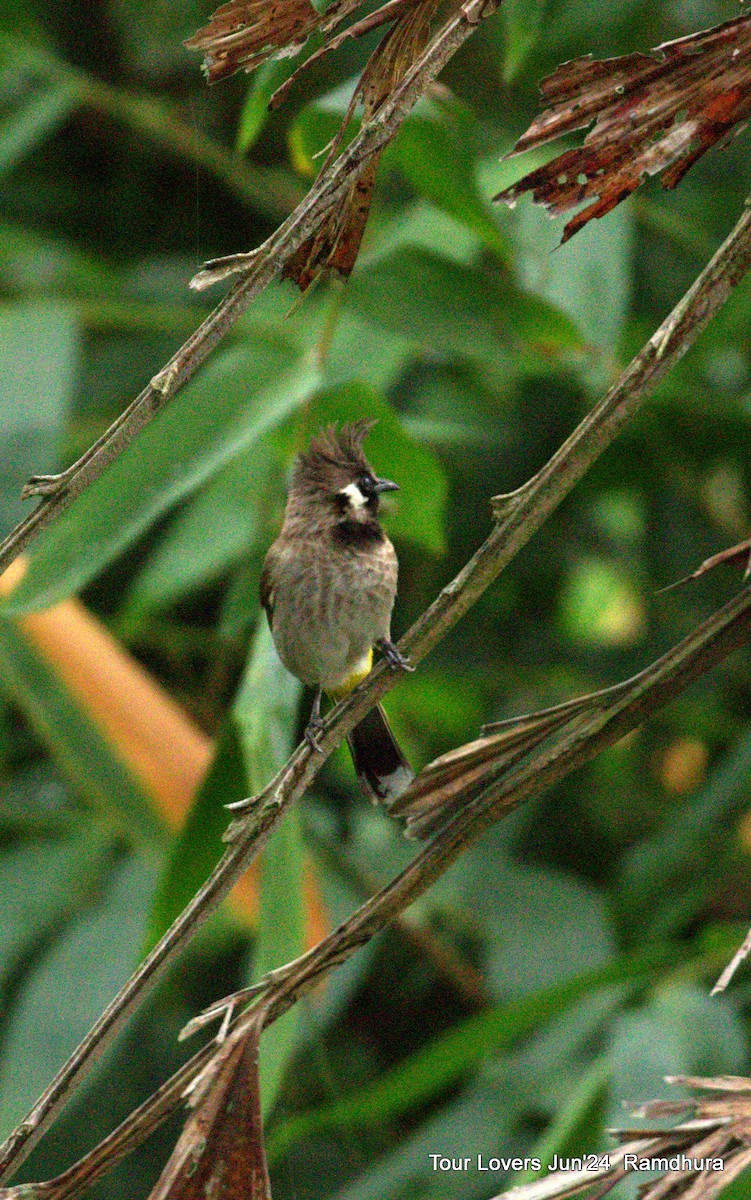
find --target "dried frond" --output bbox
[184,0,323,83]
[395,550,751,839]
[186,0,447,289]
[495,16,751,242]
[282,156,381,289]
[147,1016,270,1200]
[492,1076,751,1200]
[282,0,442,289]
[393,690,613,838]
[183,0,385,83]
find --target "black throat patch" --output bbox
[333,519,385,549]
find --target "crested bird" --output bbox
[260,420,415,804]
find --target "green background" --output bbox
[2,1,751,1197]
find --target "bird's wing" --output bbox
[259,546,278,622]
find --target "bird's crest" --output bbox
[293,419,377,493]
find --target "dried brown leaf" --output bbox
[148,1017,270,1200]
[185,0,323,83]
[283,0,442,289]
[495,16,751,242]
[393,690,611,837]
[493,1076,751,1200]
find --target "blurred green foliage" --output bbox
[2,1,751,1198]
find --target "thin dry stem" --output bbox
[9,581,751,1200]
[4,188,751,1194]
[0,0,497,579]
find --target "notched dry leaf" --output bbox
[185,0,321,84]
[283,0,441,288]
[184,0,413,91]
[148,1015,271,1200]
[188,0,447,291]
[495,16,751,242]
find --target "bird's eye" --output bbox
[358,474,375,495]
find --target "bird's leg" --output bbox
[304,688,325,753]
[376,639,415,672]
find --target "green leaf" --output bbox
[327,993,621,1200]
[254,807,306,1116]
[0,82,79,176]
[234,619,302,794]
[266,945,672,1162]
[0,617,163,848]
[393,100,510,262]
[217,553,265,642]
[501,0,550,82]
[144,718,249,950]
[608,983,748,1121]
[326,1069,517,1200]
[346,247,583,374]
[459,850,616,998]
[237,58,298,154]
[0,222,121,300]
[287,83,358,179]
[363,199,480,268]
[147,621,305,1115]
[297,383,449,555]
[234,620,306,1114]
[512,195,634,360]
[520,1057,610,1183]
[0,828,113,991]
[6,345,320,614]
[322,307,414,394]
[0,851,160,1142]
[0,301,79,537]
[124,436,282,617]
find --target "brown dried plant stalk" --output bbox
[490,1075,751,1200]
[0,0,498,577]
[5,561,751,1199]
[3,179,751,1196]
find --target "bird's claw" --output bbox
[377,639,415,672]
[304,716,325,753]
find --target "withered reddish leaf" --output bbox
[496,15,751,242]
[283,157,380,289]
[185,0,384,85]
[185,0,322,84]
[148,1018,270,1200]
[283,0,441,290]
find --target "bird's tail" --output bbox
[347,703,414,806]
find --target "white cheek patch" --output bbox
[340,482,368,509]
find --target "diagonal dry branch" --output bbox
[3,183,751,1188]
[0,0,498,579]
[6,579,751,1200]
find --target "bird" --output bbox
[260,420,415,805]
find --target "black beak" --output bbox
[374,477,399,494]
